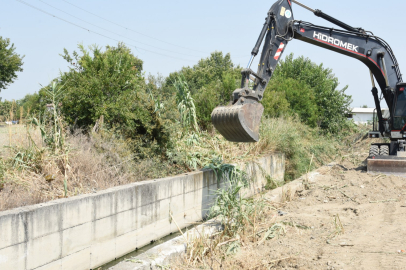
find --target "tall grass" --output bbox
[31,81,66,153]
[173,115,346,182]
[254,116,340,181]
[174,75,199,133]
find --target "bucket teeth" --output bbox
[211,103,264,142]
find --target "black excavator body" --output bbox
[211,0,406,176]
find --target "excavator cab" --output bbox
[393,84,406,131]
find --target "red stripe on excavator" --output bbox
[288,0,291,6]
[274,42,285,60]
[314,38,385,76]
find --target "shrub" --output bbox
[51,43,175,155]
[0,36,24,91]
[253,116,338,181]
[266,54,352,133]
[263,77,318,127]
[166,52,241,130]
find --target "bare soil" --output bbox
[229,145,406,269]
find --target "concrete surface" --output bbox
[109,163,324,270]
[0,154,285,270]
[108,220,222,270]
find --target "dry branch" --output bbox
[217,238,238,248]
[249,257,291,269]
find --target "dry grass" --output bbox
[0,128,183,211]
[0,116,362,212]
[0,124,42,149]
[174,115,348,181]
[171,192,302,270]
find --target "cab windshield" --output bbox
[395,90,406,116]
[393,89,406,130]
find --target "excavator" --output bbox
[211,0,406,176]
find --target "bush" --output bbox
[266,54,352,133]
[254,116,338,181]
[53,43,175,155]
[263,77,318,127]
[0,36,24,91]
[166,52,241,130]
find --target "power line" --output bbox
[15,0,197,62]
[37,0,203,58]
[60,0,208,54]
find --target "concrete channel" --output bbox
[105,169,324,270]
[0,154,284,270]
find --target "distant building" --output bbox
[347,108,389,124]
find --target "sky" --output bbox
[1,0,406,108]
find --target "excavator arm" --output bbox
[212,0,404,142]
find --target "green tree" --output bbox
[19,92,42,116]
[263,77,318,126]
[0,37,24,91]
[166,52,242,129]
[167,51,237,94]
[265,54,352,133]
[260,90,290,118]
[0,99,22,121]
[54,43,173,153]
[59,43,143,128]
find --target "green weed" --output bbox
[174,75,199,133]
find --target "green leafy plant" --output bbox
[0,158,5,188]
[166,52,241,130]
[30,81,66,153]
[0,36,24,92]
[183,161,268,267]
[174,75,199,132]
[264,53,352,133]
[265,176,281,190]
[207,162,253,239]
[8,146,43,172]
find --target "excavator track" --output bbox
[211,103,264,142]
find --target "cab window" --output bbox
[395,89,406,116]
[393,88,406,130]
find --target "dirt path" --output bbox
[233,154,406,270]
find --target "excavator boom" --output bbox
[212,0,294,142]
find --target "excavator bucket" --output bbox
[367,156,406,177]
[211,103,264,142]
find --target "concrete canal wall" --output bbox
[0,154,285,270]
